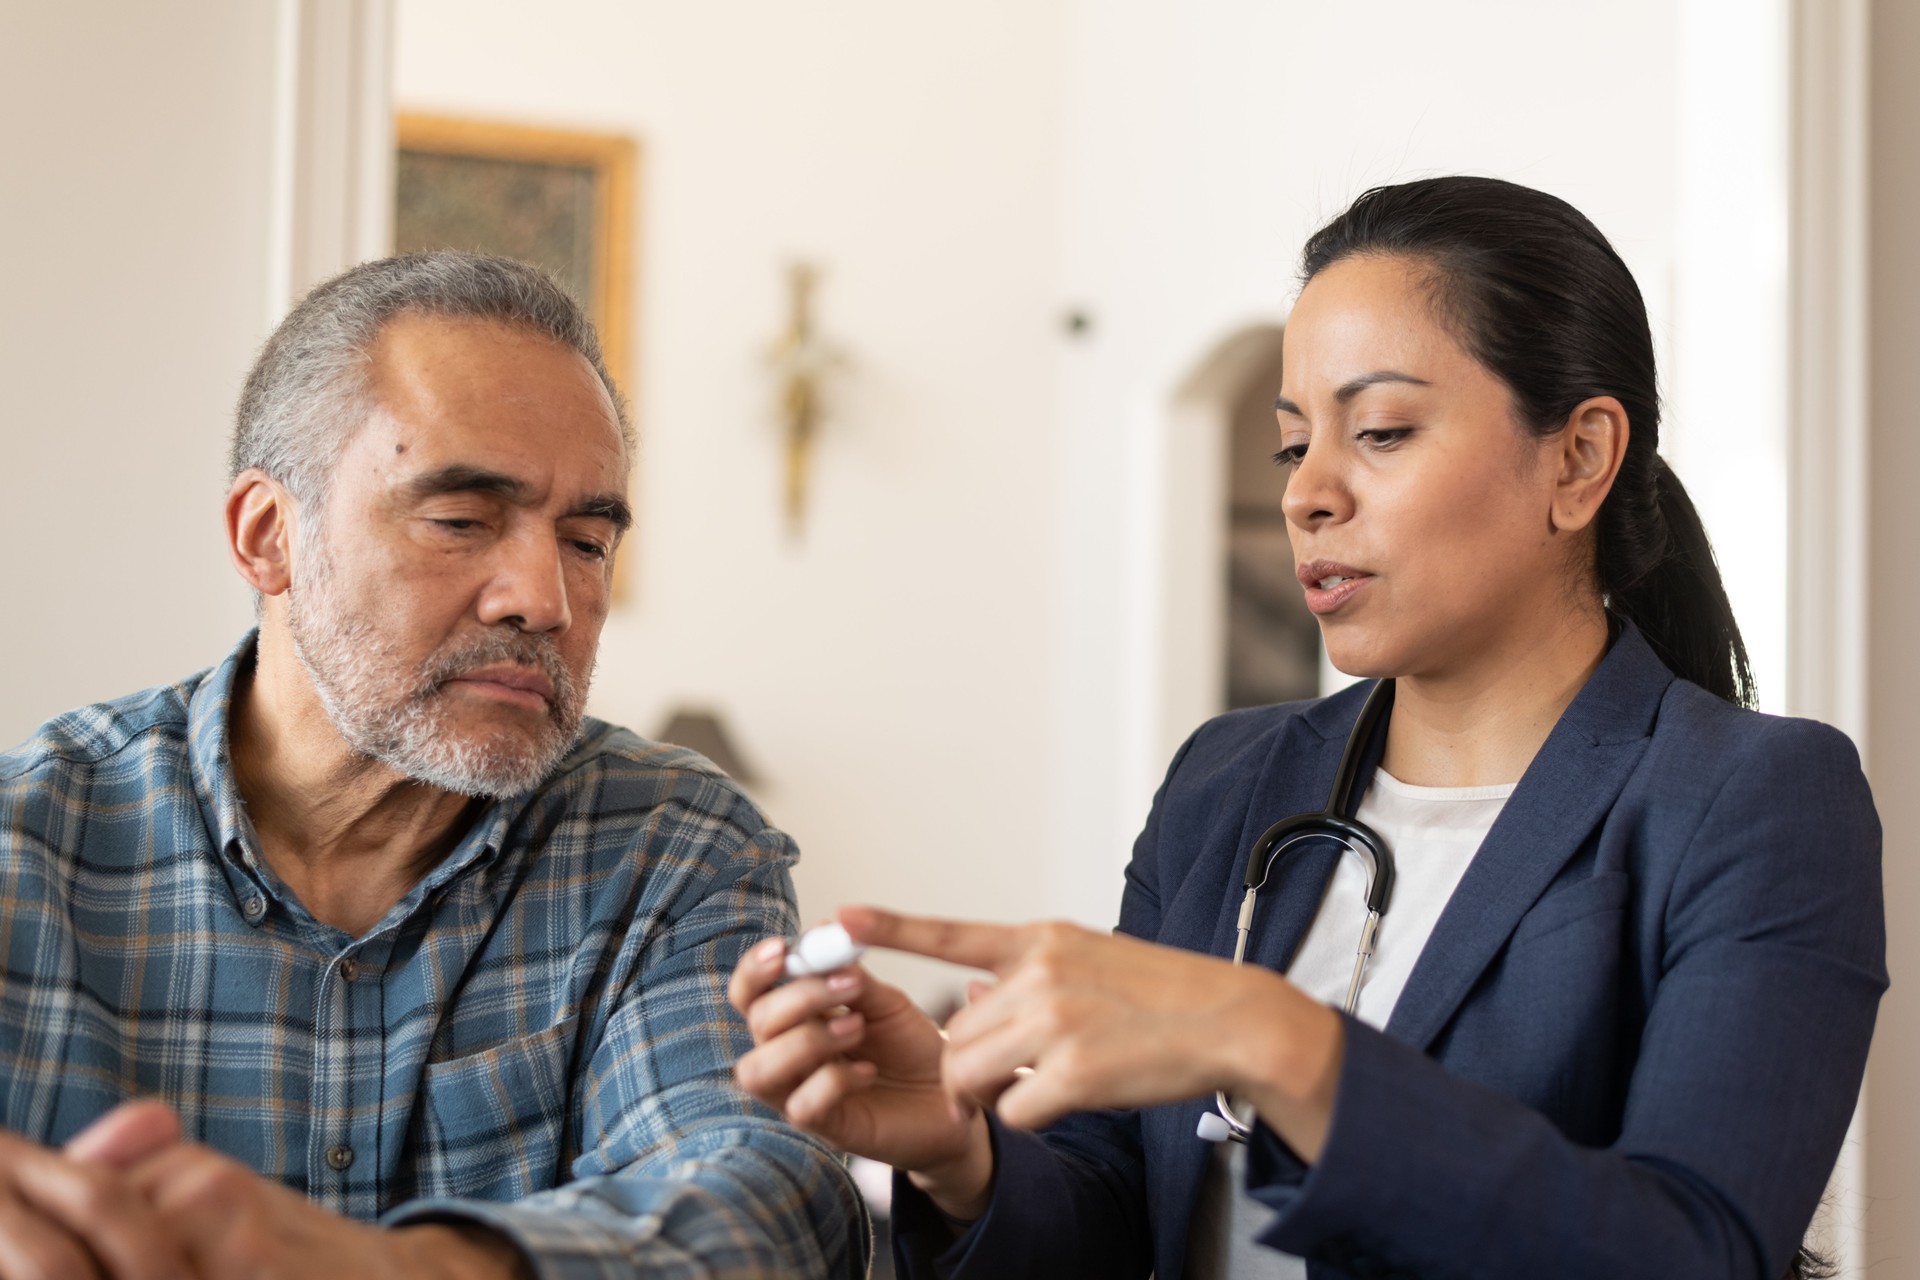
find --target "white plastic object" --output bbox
[1195,1111,1236,1144]
[784,923,866,979]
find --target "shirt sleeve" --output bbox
[385,824,870,1280]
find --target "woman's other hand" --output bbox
[729,930,994,1219]
[843,906,1346,1162]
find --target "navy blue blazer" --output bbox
[893,626,1886,1279]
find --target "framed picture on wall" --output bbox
[394,112,640,578]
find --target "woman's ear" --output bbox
[1551,396,1630,533]
[226,469,298,597]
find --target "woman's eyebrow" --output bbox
[1274,370,1433,416]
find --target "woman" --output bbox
[729,176,1885,1279]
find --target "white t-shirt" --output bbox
[1187,768,1516,1280]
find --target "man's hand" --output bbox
[0,1101,189,1280]
[113,1134,531,1280]
[43,1102,530,1280]
[729,928,996,1219]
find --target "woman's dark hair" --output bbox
[1300,176,1756,708]
[1790,1244,1837,1280]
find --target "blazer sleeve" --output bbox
[886,723,1225,1280]
[1245,716,1888,1280]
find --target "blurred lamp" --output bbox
[654,707,761,786]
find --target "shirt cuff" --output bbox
[385,1194,658,1280]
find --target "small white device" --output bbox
[1194,1112,1237,1143]
[783,922,866,979]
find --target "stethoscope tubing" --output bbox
[1202,680,1398,1146]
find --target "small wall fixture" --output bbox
[767,261,845,539]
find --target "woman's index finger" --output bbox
[839,905,1026,972]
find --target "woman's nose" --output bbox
[1282,441,1353,531]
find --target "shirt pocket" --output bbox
[414,1017,580,1201]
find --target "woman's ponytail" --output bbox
[1301,177,1756,707]
[1600,454,1755,707]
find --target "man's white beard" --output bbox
[285,539,587,798]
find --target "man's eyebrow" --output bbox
[569,494,633,533]
[403,464,533,502]
[1273,370,1432,415]
[403,465,632,532]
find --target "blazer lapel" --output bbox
[1383,628,1673,1053]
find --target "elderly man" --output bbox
[0,253,863,1279]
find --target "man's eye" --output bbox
[570,539,608,560]
[432,518,482,532]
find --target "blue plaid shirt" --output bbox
[0,634,865,1278]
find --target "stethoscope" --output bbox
[1196,678,1398,1145]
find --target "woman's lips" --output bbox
[1296,561,1373,616]
[1302,576,1369,615]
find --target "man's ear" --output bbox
[1550,396,1630,533]
[226,469,299,597]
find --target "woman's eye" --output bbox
[1272,445,1307,469]
[1356,427,1413,448]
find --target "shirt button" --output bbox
[339,958,359,983]
[241,895,266,923]
[326,1144,354,1171]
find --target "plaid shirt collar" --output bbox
[184,630,522,937]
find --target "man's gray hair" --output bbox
[231,251,633,513]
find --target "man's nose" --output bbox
[478,528,572,634]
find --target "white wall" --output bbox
[396,0,1072,1002]
[0,4,280,740]
[1047,0,1687,927]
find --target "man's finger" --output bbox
[735,1014,867,1106]
[0,1196,103,1280]
[742,970,862,1045]
[727,936,789,1015]
[65,1099,183,1170]
[782,1060,877,1132]
[11,1148,190,1280]
[838,906,1025,972]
